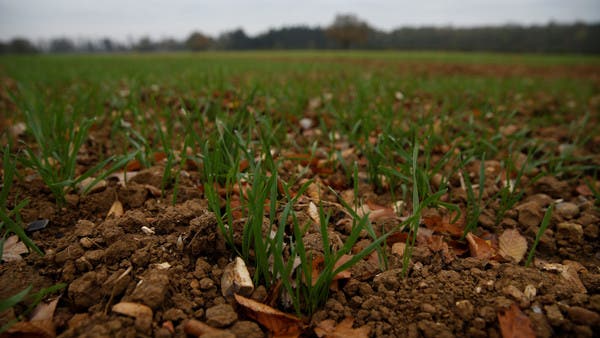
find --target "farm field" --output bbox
[1,51,599,337]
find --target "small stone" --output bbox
[534,176,569,198]
[455,300,475,320]
[583,224,598,239]
[373,269,402,290]
[68,272,103,309]
[545,304,564,325]
[55,244,84,264]
[205,304,238,328]
[251,285,267,302]
[567,306,600,326]
[199,277,215,290]
[230,321,264,338]
[421,303,436,314]
[516,201,543,228]
[524,284,537,301]
[79,237,94,249]
[577,213,599,227]
[529,312,553,338]
[299,118,314,130]
[556,222,584,244]
[77,177,107,194]
[417,320,453,338]
[221,257,254,297]
[503,285,527,305]
[163,308,186,322]
[129,270,170,309]
[556,202,579,219]
[590,294,600,312]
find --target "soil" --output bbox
[1,62,600,338]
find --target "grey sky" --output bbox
[1,0,599,42]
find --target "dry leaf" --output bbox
[234,294,303,338]
[422,213,464,237]
[308,201,320,225]
[498,229,527,263]
[2,235,28,262]
[107,199,124,218]
[497,303,535,338]
[314,317,370,338]
[76,177,107,194]
[332,254,353,281]
[575,184,593,196]
[367,208,399,223]
[466,232,495,260]
[6,298,60,338]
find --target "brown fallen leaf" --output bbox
[2,235,29,262]
[422,213,464,237]
[497,303,535,338]
[308,201,320,225]
[107,199,124,218]
[466,232,495,260]
[234,294,304,338]
[314,317,370,338]
[498,229,527,263]
[6,297,59,338]
[575,184,593,196]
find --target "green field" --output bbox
[1,52,599,336]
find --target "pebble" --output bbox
[502,285,528,306]
[129,270,170,309]
[534,176,569,198]
[55,244,84,264]
[589,294,600,312]
[230,321,264,338]
[417,320,453,338]
[199,277,215,290]
[556,202,579,219]
[205,304,238,328]
[567,306,600,326]
[455,300,475,320]
[516,201,543,228]
[583,224,598,239]
[544,304,564,325]
[556,222,584,244]
[421,303,436,314]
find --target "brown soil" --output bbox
[1,63,600,338]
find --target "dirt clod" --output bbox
[127,269,170,309]
[205,304,238,328]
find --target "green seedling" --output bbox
[461,152,486,237]
[495,147,540,225]
[0,283,66,333]
[525,203,553,267]
[0,145,41,257]
[19,108,133,204]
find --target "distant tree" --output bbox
[326,14,371,49]
[217,29,251,49]
[157,38,184,51]
[253,26,331,49]
[7,38,38,53]
[185,31,212,51]
[136,36,156,52]
[49,38,75,53]
[101,38,114,52]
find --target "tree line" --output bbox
[1,14,598,54]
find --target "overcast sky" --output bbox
[1,0,599,42]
